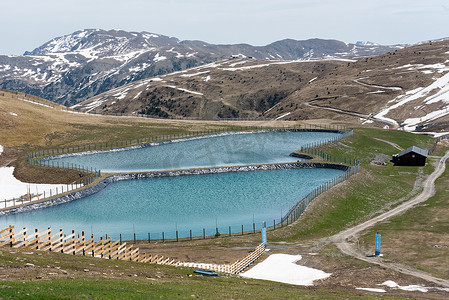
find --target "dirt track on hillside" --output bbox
[303,78,405,129]
[330,150,449,287]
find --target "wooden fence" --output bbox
[0,225,264,275]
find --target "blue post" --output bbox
[375,233,381,256]
[261,221,267,248]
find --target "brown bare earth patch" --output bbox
[75,40,449,130]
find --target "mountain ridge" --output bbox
[0,29,402,106]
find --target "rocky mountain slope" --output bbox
[73,39,449,132]
[0,29,401,106]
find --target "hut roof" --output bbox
[397,146,428,158]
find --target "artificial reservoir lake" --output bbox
[2,168,345,239]
[4,130,348,239]
[44,130,342,172]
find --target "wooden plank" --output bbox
[110,243,125,259]
[0,230,14,247]
[100,238,112,257]
[37,228,51,238]
[117,245,130,260]
[0,230,14,239]
[73,235,86,254]
[38,230,52,251]
[123,247,133,261]
[13,234,29,249]
[0,225,14,236]
[92,239,105,256]
[26,234,43,249]
[50,230,64,241]
[83,237,95,252]
[40,239,51,250]
[142,255,153,263]
[50,230,64,252]
[125,247,135,260]
[62,232,77,254]
[62,233,75,242]
[107,241,120,258]
[130,248,139,261]
[12,228,27,240]
[52,243,64,253]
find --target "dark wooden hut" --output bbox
[391,146,428,166]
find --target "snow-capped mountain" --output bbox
[355,41,379,46]
[0,29,402,105]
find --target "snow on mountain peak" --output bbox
[23,29,169,57]
[356,41,379,46]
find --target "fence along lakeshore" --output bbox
[2,126,359,243]
[5,125,350,208]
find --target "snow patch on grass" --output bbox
[379,280,449,293]
[0,167,68,205]
[356,288,386,293]
[240,254,331,286]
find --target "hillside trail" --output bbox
[329,150,449,287]
[302,77,404,129]
[373,138,402,150]
[303,98,399,129]
[353,78,403,92]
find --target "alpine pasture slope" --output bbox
[73,39,449,134]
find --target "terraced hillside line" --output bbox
[303,99,399,128]
[373,138,402,150]
[303,100,371,119]
[330,150,449,287]
[303,77,406,128]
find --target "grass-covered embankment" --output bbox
[358,141,449,280]
[269,128,435,242]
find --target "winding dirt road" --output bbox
[330,150,449,287]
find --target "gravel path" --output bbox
[330,150,449,287]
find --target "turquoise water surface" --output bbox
[43,131,341,172]
[3,130,349,240]
[1,168,344,239]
